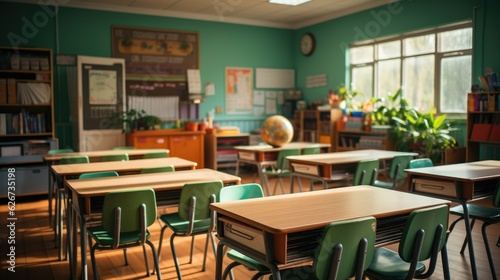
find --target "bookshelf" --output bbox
[204,133,250,170]
[298,110,318,142]
[297,109,343,148]
[334,130,394,152]
[466,91,500,161]
[0,47,54,140]
[0,47,56,196]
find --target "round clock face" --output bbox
[300,33,315,56]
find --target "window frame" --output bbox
[349,21,472,117]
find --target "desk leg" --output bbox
[215,241,225,280]
[460,200,478,280]
[235,160,240,176]
[81,214,88,280]
[48,163,54,226]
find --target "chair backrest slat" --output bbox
[178,180,224,220]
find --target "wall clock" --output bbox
[300,32,315,56]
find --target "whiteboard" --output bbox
[256,68,295,89]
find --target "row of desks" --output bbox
[46,146,500,280]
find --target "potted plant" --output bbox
[140,115,162,130]
[370,88,459,164]
[115,109,146,133]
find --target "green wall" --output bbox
[1,0,499,153]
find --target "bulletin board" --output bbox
[112,26,199,79]
[226,67,253,114]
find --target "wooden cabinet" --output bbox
[297,110,318,142]
[205,134,250,169]
[126,129,205,168]
[334,130,394,152]
[0,47,54,140]
[466,92,500,161]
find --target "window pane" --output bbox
[350,46,374,64]
[403,55,435,111]
[440,55,471,113]
[439,28,472,52]
[352,65,373,104]
[378,41,400,59]
[377,59,401,98]
[404,34,435,56]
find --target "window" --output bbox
[349,22,472,114]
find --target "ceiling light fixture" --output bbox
[269,0,311,6]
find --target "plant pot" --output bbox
[185,122,198,131]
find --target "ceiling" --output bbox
[11,0,390,29]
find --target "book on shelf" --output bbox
[489,115,500,142]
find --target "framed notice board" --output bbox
[112,26,199,79]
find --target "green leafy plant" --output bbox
[370,88,459,164]
[115,109,146,133]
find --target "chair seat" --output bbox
[373,180,393,189]
[271,266,314,279]
[450,204,500,223]
[87,225,151,246]
[227,249,270,272]
[367,247,426,280]
[159,213,212,234]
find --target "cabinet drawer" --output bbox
[223,219,266,256]
[0,165,48,197]
[135,136,167,148]
[413,178,457,198]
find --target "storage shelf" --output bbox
[205,134,250,170]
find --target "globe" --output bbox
[261,115,294,147]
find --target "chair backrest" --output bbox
[313,216,376,280]
[48,148,74,155]
[113,146,135,150]
[302,145,321,155]
[219,183,264,202]
[101,153,129,162]
[353,159,379,185]
[492,179,500,208]
[59,155,90,165]
[399,205,448,263]
[408,158,433,169]
[390,155,414,181]
[178,180,224,221]
[79,171,119,179]
[140,165,175,174]
[101,188,157,233]
[143,151,169,159]
[276,148,301,171]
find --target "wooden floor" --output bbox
[1,169,499,280]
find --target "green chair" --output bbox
[140,165,175,174]
[262,148,301,195]
[47,148,74,225]
[373,155,413,189]
[301,145,321,191]
[157,180,224,280]
[143,151,169,159]
[276,216,377,280]
[408,158,433,169]
[448,180,500,280]
[219,183,269,280]
[86,188,162,280]
[112,146,135,150]
[101,153,129,162]
[352,159,379,186]
[79,171,119,179]
[365,205,450,280]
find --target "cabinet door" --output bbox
[134,136,168,149]
[169,135,204,168]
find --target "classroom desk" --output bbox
[44,148,170,226]
[234,142,330,194]
[211,186,451,280]
[287,149,417,190]
[51,157,196,261]
[66,168,241,280]
[405,160,500,280]
[43,148,170,163]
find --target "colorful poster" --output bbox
[226,67,253,114]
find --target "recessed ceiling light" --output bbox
[269,0,311,6]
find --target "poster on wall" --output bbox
[112,26,199,79]
[89,69,118,104]
[226,67,253,114]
